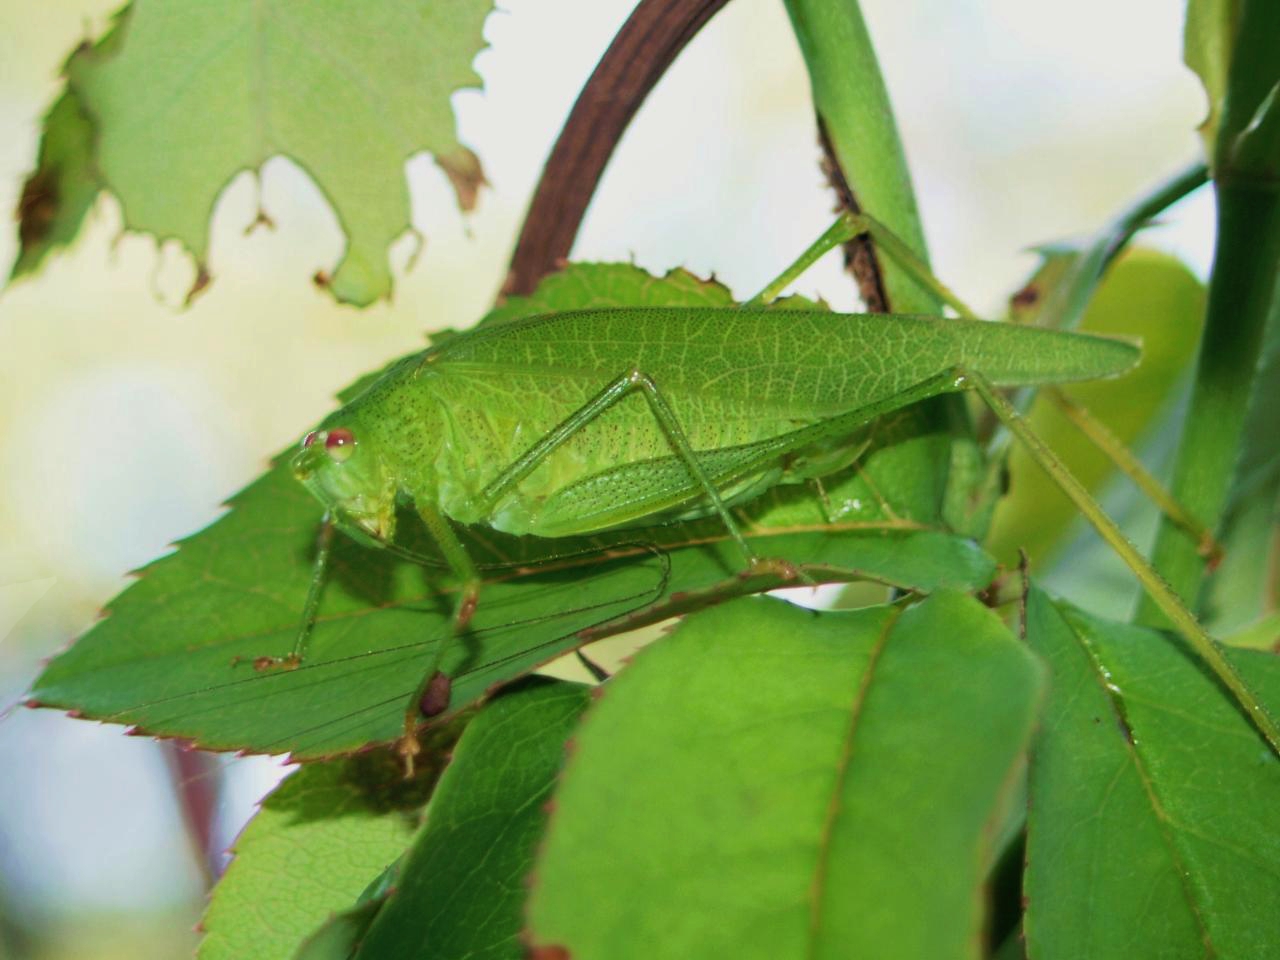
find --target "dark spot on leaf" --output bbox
[16,167,59,248]
[313,269,331,288]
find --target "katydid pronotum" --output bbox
[275,212,1280,769]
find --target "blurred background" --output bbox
[0,0,1214,956]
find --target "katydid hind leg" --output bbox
[966,368,1280,756]
[477,369,760,567]
[1045,387,1223,566]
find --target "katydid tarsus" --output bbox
[273,211,1280,769]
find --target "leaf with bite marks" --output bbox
[34,0,493,305]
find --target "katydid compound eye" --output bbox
[324,427,356,463]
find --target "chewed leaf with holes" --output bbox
[8,21,127,284]
[1023,587,1280,959]
[527,594,1044,959]
[28,263,995,761]
[23,0,493,305]
[9,89,100,283]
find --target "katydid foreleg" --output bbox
[383,500,481,774]
[242,512,335,671]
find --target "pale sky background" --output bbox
[0,0,1214,955]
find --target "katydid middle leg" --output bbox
[398,500,481,774]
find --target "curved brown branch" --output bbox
[501,0,733,298]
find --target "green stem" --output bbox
[855,213,978,318]
[781,0,935,315]
[1137,183,1280,622]
[1139,0,1280,622]
[972,371,1280,756]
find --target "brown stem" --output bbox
[501,0,734,298]
[816,118,889,312]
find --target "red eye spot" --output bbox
[326,428,354,449]
[323,427,356,463]
[302,431,319,447]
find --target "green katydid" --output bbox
[269,211,1280,769]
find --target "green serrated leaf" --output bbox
[527,593,1044,960]
[63,0,492,305]
[1024,586,1280,959]
[28,263,996,760]
[482,263,736,326]
[199,745,456,960]
[351,679,589,960]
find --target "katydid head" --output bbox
[292,424,398,542]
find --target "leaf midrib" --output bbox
[1064,602,1216,957]
[805,605,902,956]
